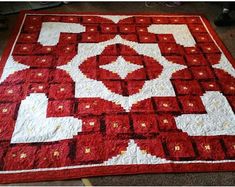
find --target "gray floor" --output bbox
[0,2,235,186]
[0,2,61,15]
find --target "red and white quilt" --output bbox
[0,11,235,183]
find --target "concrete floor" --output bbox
[0,2,235,186]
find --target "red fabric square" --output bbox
[158,43,182,55]
[0,103,17,119]
[135,138,165,157]
[4,145,38,170]
[85,25,98,32]
[119,25,136,33]
[82,16,95,23]
[220,81,235,95]
[132,114,158,135]
[102,81,123,95]
[135,17,151,24]
[27,69,50,83]
[127,81,145,95]
[27,83,48,94]
[0,85,23,102]
[119,17,134,24]
[126,69,146,80]
[81,33,99,43]
[143,56,164,71]
[59,33,78,44]
[101,24,118,33]
[188,24,207,33]
[130,99,154,113]
[23,24,41,33]
[33,45,55,55]
[136,26,148,33]
[47,100,74,117]
[120,34,138,42]
[3,70,27,84]
[171,69,193,80]
[48,83,74,99]
[199,43,220,53]
[178,96,206,113]
[223,136,235,158]
[214,69,234,81]
[55,44,77,56]
[200,81,221,91]
[35,141,71,168]
[184,46,202,54]
[104,100,125,114]
[50,69,74,83]
[205,54,221,65]
[13,44,35,55]
[152,17,169,24]
[190,66,215,80]
[124,56,143,65]
[138,33,157,43]
[43,16,61,22]
[153,97,180,113]
[193,137,225,160]
[13,56,30,66]
[120,45,138,56]
[0,120,15,141]
[102,45,118,56]
[79,56,96,72]
[165,56,186,65]
[157,115,177,131]
[105,114,131,138]
[61,16,80,23]
[147,69,160,79]
[104,139,129,160]
[98,69,119,80]
[33,56,55,67]
[185,17,201,23]
[76,98,105,116]
[172,80,203,95]
[99,34,116,42]
[97,16,114,23]
[81,117,101,132]
[193,33,213,43]
[185,54,207,66]
[18,33,38,43]
[82,69,98,80]
[164,134,195,160]
[24,15,42,24]
[75,134,104,163]
[82,16,99,24]
[169,17,186,24]
[157,34,176,43]
[98,55,117,65]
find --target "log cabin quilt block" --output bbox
[0,11,235,183]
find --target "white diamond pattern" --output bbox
[99,56,143,79]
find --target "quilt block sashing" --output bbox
[0,12,235,183]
